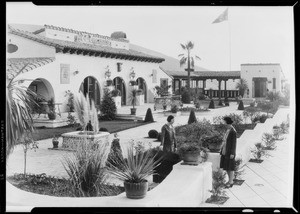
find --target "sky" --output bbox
[6,3,295,82]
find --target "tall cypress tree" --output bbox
[144,108,154,122]
[188,109,197,124]
[100,88,117,120]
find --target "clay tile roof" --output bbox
[8,26,165,63]
[6,57,55,80]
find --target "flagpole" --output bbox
[228,8,231,71]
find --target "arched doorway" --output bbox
[28,78,55,101]
[136,77,147,103]
[79,76,101,108]
[27,78,55,114]
[113,77,126,105]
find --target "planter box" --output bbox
[136,95,144,106]
[61,131,110,151]
[163,111,181,117]
[112,96,122,109]
[206,152,221,171]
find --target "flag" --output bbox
[212,8,228,24]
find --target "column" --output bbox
[224,80,227,97]
[218,79,221,100]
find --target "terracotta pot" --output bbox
[52,140,59,148]
[124,180,148,199]
[130,108,137,115]
[48,113,56,120]
[182,151,201,164]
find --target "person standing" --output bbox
[220,116,237,188]
[160,115,177,152]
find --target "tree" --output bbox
[6,64,37,160]
[235,78,248,98]
[178,41,201,98]
[99,88,117,120]
[188,109,197,124]
[144,108,154,122]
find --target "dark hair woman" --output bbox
[220,116,237,188]
[160,115,176,152]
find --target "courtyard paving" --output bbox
[6,102,293,208]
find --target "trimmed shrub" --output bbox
[171,104,179,113]
[213,113,243,125]
[148,130,158,138]
[188,109,197,124]
[208,99,215,109]
[224,97,229,106]
[238,100,244,110]
[99,88,117,120]
[218,99,223,106]
[106,138,124,169]
[144,108,154,122]
[99,127,109,132]
[181,90,191,104]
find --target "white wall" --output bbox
[7,34,56,58]
[241,64,282,98]
[15,51,170,112]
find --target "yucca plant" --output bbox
[62,138,111,197]
[6,65,38,160]
[107,144,162,183]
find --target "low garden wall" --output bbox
[6,162,212,209]
[208,107,290,170]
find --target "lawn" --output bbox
[32,120,153,141]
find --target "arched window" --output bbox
[79,76,101,108]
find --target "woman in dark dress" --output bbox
[220,116,237,188]
[160,115,177,152]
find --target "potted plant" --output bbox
[107,145,162,199]
[233,158,245,185]
[177,136,208,165]
[250,142,270,163]
[206,169,229,205]
[106,79,113,86]
[262,133,276,150]
[201,134,223,152]
[272,125,281,140]
[129,80,136,86]
[129,88,138,115]
[52,135,59,148]
[47,98,56,120]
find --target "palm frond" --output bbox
[186,41,194,50]
[191,57,195,68]
[178,53,185,57]
[6,80,36,158]
[179,57,187,67]
[180,44,186,50]
[195,55,201,60]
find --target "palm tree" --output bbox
[178,41,201,95]
[235,78,249,98]
[6,64,37,160]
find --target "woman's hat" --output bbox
[223,116,234,124]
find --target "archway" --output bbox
[28,78,55,101]
[113,77,126,105]
[79,76,101,108]
[27,78,55,115]
[253,77,267,98]
[136,77,147,103]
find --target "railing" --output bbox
[203,89,239,98]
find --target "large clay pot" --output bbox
[52,139,59,148]
[182,151,201,164]
[124,180,148,199]
[130,108,137,115]
[48,112,56,120]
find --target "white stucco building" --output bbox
[7,24,172,113]
[240,63,283,98]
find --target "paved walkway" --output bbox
[6,102,293,208]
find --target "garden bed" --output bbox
[32,120,153,141]
[7,173,124,197]
[213,123,257,138]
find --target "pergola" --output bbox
[169,70,241,99]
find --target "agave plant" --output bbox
[6,70,37,159]
[107,145,162,183]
